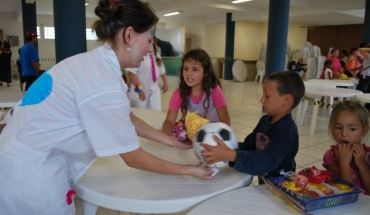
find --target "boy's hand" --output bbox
[200,135,237,164]
[139,91,146,101]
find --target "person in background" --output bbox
[0,41,12,87]
[200,71,305,184]
[20,30,40,91]
[326,48,344,77]
[0,1,213,214]
[320,59,334,79]
[127,37,168,111]
[357,45,370,94]
[323,101,370,195]
[355,42,367,77]
[287,59,307,80]
[162,49,230,137]
[345,47,361,78]
[341,49,348,63]
[16,48,25,91]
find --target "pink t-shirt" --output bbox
[322,144,370,195]
[326,56,342,75]
[168,85,227,121]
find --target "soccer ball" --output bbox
[193,122,238,168]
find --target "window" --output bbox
[36,26,41,39]
[44,27,55,39]
[86,28,97,40]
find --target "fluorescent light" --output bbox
[85,3,89,6]
[231,0,253,3]
[164,12,180,16]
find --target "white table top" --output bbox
[356,94,370,103]
[303,81,336,88]
[0,102,18,108]
[304,87,363,98]
[187,185,370,215]
[307,79,358,87]
[74,108,253,214]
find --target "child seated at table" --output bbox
[200,71,305,184]
[320,60,335,79]
[322,100,370,195]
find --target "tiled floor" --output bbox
[1,76,336,215]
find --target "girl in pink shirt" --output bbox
[323,101,370,195]
[162,49,230,137]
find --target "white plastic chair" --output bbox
[255,61,265,85]
[324,69,333,79]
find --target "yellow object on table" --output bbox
[185,112,209,142]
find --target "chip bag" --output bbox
[185,112,209,142]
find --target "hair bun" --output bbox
[95,0,116,23]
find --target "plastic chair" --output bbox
[324,70,333,79]
[255,61,265,85]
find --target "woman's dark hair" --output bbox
[178,49,221,120]
[324,59,333,68]
[330,48,339,54]
[3,41,10,50]
[350,47,359,55]
[92,0,158,43]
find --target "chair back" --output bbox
[256,61,265,73]
[324,69,333,79]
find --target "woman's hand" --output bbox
[185,163,214,180]
[162,83,168,93]
[139,91,146,101]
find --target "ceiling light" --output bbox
[164,12,180,16]
[231,0,253,4]
[85,3,89,6]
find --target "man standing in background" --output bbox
[20,30,40,91]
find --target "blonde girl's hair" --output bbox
[329,100,369,138]
[178,49,221,121]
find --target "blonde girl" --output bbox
[323,100,370,194]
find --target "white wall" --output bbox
[0,12,308,70]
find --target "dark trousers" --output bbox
[23,76,37,91]
[358,76,370,93]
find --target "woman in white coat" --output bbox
[127,40,168,111]
[0,0,213,214]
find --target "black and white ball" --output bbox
[193,122,238,168]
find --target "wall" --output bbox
[0,12,308,76]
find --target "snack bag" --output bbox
[173,121,189,142]
[281,171,308,188]
[185,112,209,142]
[299,166,332,184]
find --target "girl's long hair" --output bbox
[178,49,221,120]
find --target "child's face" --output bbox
[333,111,367,145]
[329,62,334,69]
[182,59,204,89]
[260,80,288,119]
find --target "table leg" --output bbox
[82,200,99,215]
[299,99,309,125]
[309,103,319,135]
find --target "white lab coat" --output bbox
[0,43,140,214]
[127,53,166,111]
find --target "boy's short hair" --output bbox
[265,71,305,109]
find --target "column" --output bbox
[363,0,370,43]
[21,0,38,48]
[224,13,235,80]
[53,0,87,63]
[265,0,290,77]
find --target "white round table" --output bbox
[356,94,370,104]
[74,108,253,215]
[307,79,358,88]
[187,185,370,215]
[299,87,363,135]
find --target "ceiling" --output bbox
[0,0,367,26]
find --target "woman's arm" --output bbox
[128,72,146,101]
[162,110,178,136]
[120,147,213,180]
[359,48,370,59]
[160,73,168,93]
[130,111,190,149]
[216,106,230,126]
